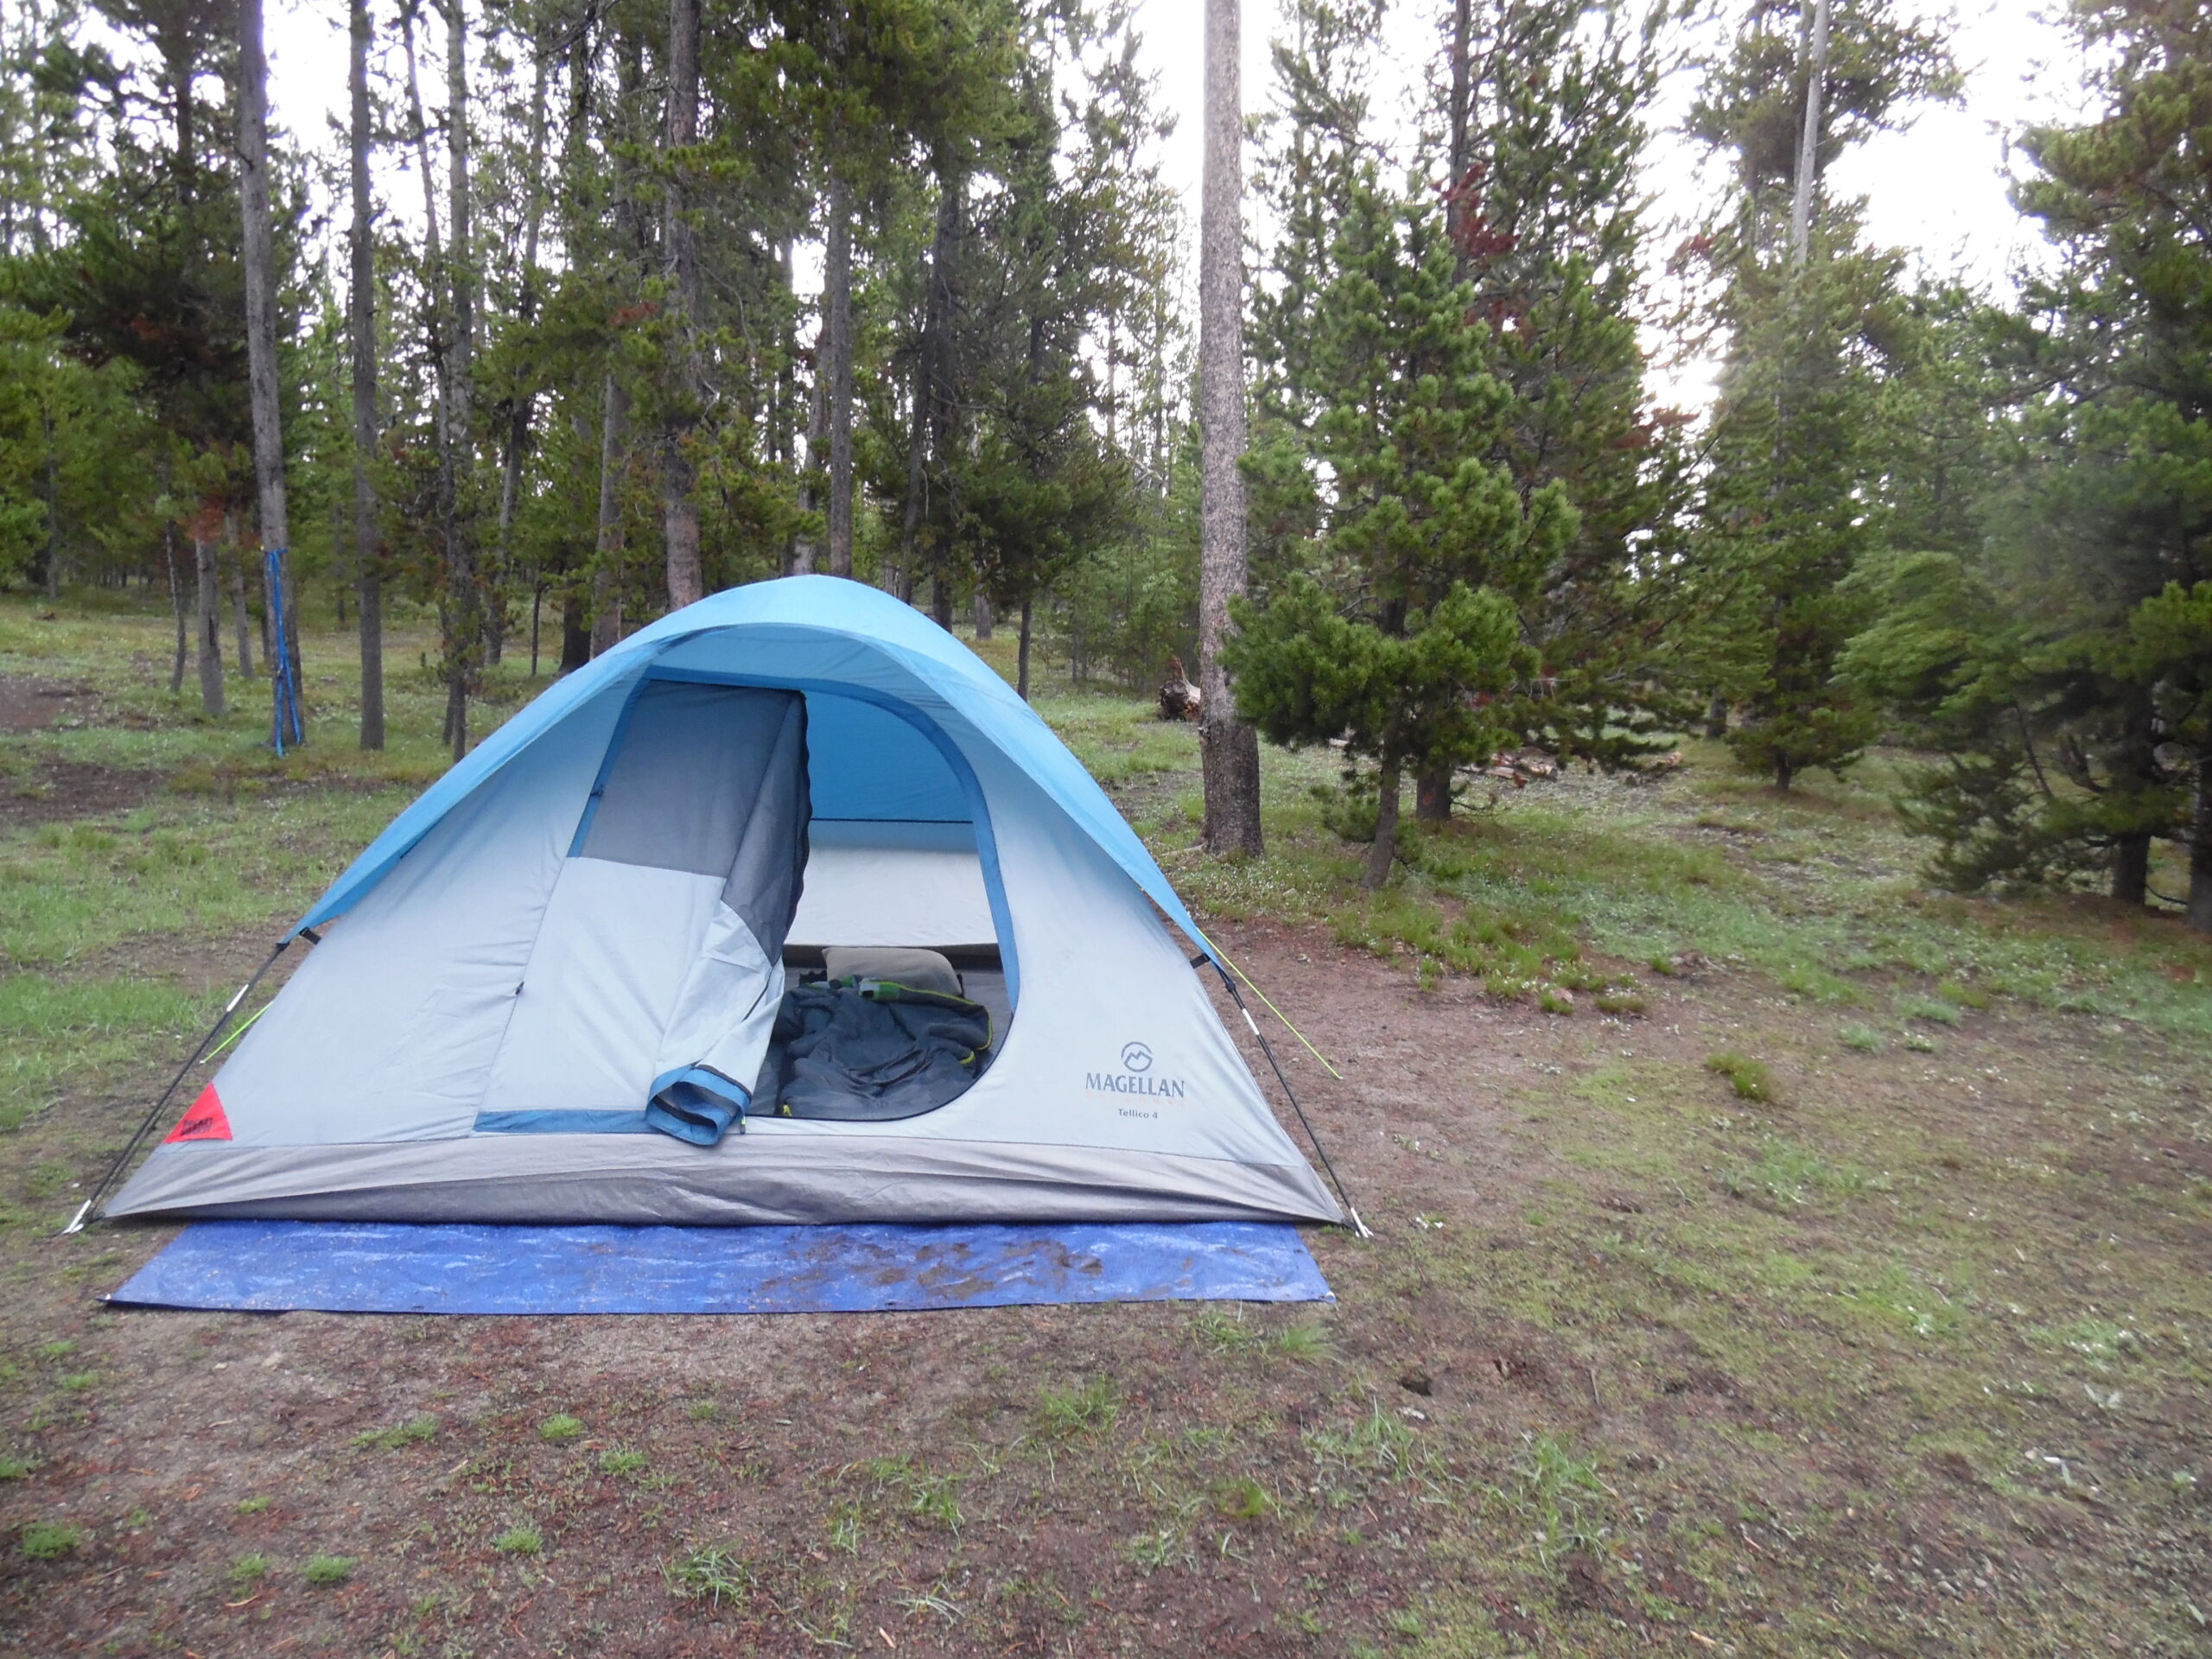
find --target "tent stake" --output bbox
[61,938,296,1235]
[1211,961,1371,1238]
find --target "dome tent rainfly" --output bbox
[99,577,1347,1229]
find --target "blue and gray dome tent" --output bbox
[101,577,1345,1228]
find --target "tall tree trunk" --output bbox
[659,0,704,609]
[194,533,226,716]
[974,591,993,639]
[40,410,60,602]
[493,37,552,664]
[1198,0,1263,858]
[445,0,477,758]
[1789,0,1831,270]
[791,305,828,575]
[165,524,187,695]
[561,588,591,671]
[590,371,630,657]
[2112,831,2151,907]
[776,238,805,575]
[1017,596,1033,702]
[932,572,955,630]
[239,0,303,740]
[226,518,254,678]
[350,0,384,749]
[1364,754,1402,889]
[823,177,855,577]
[1416,768,1453,822]
[2189,753,2212,935]
[896,356,924,601]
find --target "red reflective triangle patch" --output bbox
[164,1084,232,1143]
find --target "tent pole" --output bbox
[60,935,302,1235]
[1210,959,1372,1238]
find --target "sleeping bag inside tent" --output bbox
[104,576,1343,1227]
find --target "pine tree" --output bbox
[1688,0,1955,789]
[1228,171,1575,886]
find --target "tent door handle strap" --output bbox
[1211,962,1371,1239]
[61,937,297,1236]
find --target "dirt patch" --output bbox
[0,758,163,827]
[0,923,2207,1656]
[0,675,97,732]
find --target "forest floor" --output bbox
[0,588,2208,1658]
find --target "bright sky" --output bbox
[253,0,2094,414]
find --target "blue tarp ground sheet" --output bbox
[105,1218,1334,1315]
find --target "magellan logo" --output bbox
[1086,1040,1185,1106]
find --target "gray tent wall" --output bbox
[105,595,1342,1226]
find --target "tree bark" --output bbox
[1017,597,1033,701]
[194,534,225,716]
[659,0,704,609]
[1198,0,1263,857]
[823,176,855,577]
[932,572,955,631]
[1364,755,1402,889]
[226,519,254,678]
[1789,0,1831,270]
[442,0,476,760]
[974,591,993,639]
[2189,753,2212,935]
[895,356,924,601]
[238,0,296,734]
[590,371,630,657]
[1416,766,1453,821]
[2112,830,2151,907]
[165,524,187,695]
[350,0,384,748]
[493,33,553,664]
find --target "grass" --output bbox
[1037,1376,1119,1439]
[353,1414,437,1451]
[5,589,2212,1656]
[492,1524,543,1555]
[1703,1051,1775,1103]
[302,1553,356,1586]
[226,1552,270,1587]
[664,1541,754,1606]
[19,1520,80,1560]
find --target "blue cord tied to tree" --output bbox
[264,545,304,753]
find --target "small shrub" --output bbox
[302,1554,355,1586]
[20,1521,80,1560]
[1704,1052,1774,1103]
[1839,1023,1883,1052]
[493,1525,543,1555]
[537,1414,585,1442]
[1593,988,1646,1015]
[0,1455,36,1480]
[227,1553,269,1587]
